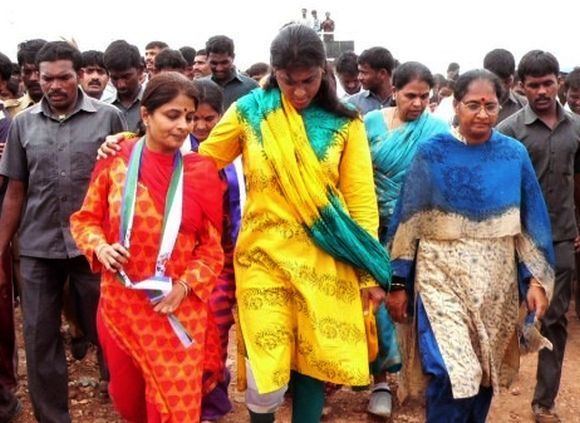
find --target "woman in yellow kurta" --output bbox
[198,25,393,423]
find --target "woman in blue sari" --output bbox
[363,62,449,417]
[386,69,553,422]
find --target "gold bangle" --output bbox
[95,243,108,261]
[530,280,545,290]
[177,280,191,296]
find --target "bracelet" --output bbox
[530,280,545,291]
[177,279,191,296]
[95,243,108,261]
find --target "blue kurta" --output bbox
[388,130,555,401]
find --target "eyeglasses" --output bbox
[461,101,501,115]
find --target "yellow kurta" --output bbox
[199,91,379,393]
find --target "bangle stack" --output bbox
[95,243,108,262]
[177,280,191,296]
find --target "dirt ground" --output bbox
[10,304,580,423]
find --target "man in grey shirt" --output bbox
[497,50,580,423]
[483,48,527,124]
[347,47,395,115]
[201,35,258,110]
[103,40,144,132]
[0,41,126,422]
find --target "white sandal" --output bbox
[367,382,392,418]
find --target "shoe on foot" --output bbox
[532,404,561,423]
[98,379,110,401]
[2,397,22,423]
[71,337,89,360]
[367,382,392,418]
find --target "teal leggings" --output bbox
[248,371,325,423]
[291,371,325,423]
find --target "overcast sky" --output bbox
[2,0,578,75]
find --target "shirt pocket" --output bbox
[70,140,99,182]
[27,144,55,184]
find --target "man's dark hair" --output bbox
[196,48,207,57]
[358,47,395,75]
[35,41,82,71]
[154,49,187,72]
[16,39,47,67]
[179,47,196,65]
[0,52,12,81]
[245,62,270,78]
[517,50,559,82]
[104,40,142,72]
[565,68,580,91]
[145,41,168,50]
[81,50,106,71]
[447,62,460,72]
[334,51,358,76]
[11,63,20,76]
[483,49,515,80]
[205,36,235,57]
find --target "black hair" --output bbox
[196,48,207,57]
[81,50,106,70]
[193,78,224,114]
[154,49,187,72]
[334,51,358,77]
[16,39,47,67]
[265,24,357,119]
[453,69,503,102]
[358,47,394,75]
[137,72,199,136]
[517,50,559,83]
[145,41,168,50]
[0,52,12,81]
[483,48,515,80]
[245,62,270,78]
[103,40,142,72]
[179,47,197,65]
[205,36,235,57]
[11,63,20,76]
[392,61,434,90]
[447,62,460,72]
[5,77,20,97]
[565,68,580,91]
[35,41,82,71]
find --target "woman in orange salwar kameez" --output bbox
[70,73,225,422]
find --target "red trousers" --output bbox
[97,310,161,423]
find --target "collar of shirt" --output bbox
[113,84,144,109]
[364,89,392,106]
[503,91,519,107]
[4,93,35,114]
[32,89,97,121]
[523,101,569,126]
[212,68,242,86]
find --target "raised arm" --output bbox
[198,104,244,169]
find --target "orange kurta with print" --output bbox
[70,140,225,422]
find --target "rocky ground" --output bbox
[10,305,580,422]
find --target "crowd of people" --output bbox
[0,23,579,423]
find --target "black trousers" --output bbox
[533,240,575,409]
[20,255,101,423]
